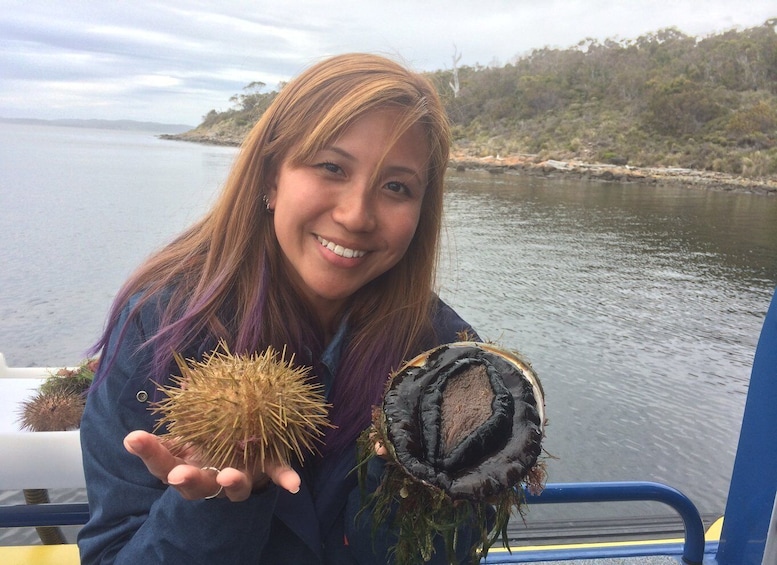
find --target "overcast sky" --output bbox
[2,1,775,125]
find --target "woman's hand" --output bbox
[374,439,388,457]
[123,430,301,502]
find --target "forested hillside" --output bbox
[174,19,777,179]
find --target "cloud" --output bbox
[1,0,774,124]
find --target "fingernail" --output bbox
[123,439,137,455]
[289,487,300,494]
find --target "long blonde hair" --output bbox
[95,53,451,452]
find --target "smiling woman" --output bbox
[76,53,483,565]
[269,108,428,329]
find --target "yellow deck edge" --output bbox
[0,517,723,563]
[489,516,723,554]
[0,544,80,565]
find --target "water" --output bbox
[436,173,777,524]
[1,122,237,366]
[1,123,776,544]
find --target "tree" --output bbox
[229,81,267,112]
[643,76,726,136]
[449,46,462,98]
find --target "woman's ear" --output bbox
[264,179,278,212]
[265,167,280,210]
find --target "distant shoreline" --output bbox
[158,133,777,196]
[158,132,242,146]
[2,117,193,134]
[449,150,777,196]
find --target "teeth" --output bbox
[318,237,366,258]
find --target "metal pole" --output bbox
[763,493,777,565]
[717,288,777,564]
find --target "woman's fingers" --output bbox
[124,430,181,482]
[369,429,388,458]
[267,465,301,494]
[219,463,301,502]
[166,465,223,500]
[124,430,303,501]
[124,431,219,499]
[217,467,253,501]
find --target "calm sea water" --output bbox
[1,122,776,544]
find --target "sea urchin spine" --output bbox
[152,342,331,472]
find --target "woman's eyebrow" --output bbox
[323,145,424,181]
[322,145,355,162]
[384,164,425,181]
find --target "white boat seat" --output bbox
[0,431,85,490]
[0,353,85,490]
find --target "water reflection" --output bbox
[438,171,777,522]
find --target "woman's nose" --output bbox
[332,183,377,232]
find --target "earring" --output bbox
[262,194,274,214]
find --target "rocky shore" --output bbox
[159,132,242,147]
[449,150,777,196]
[159,134,776,196]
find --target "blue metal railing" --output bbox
[0,502,89,528]
[484,481,708,564]
[0,481,707,563]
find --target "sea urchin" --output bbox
[152,342,331,472]
[18,390,85,432]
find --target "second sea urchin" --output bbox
[18,390,85,432]
[152,342,331,472]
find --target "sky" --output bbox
[2,1,775,126]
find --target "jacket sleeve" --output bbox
[77,297,278,565]
[431,296,481,344]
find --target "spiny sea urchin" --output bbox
[152,342,332,472]
[17,358,97,432]
[18,390,85,432]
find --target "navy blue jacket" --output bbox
[77,293,480,564]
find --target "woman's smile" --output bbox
[316,236,367,259]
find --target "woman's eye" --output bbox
[385,181,410,195]
[319,162,341,174]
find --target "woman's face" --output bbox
[267,108,429,326]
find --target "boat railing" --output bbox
[0,502,89,529]
[490,481,709,564]
[0,479,710,563]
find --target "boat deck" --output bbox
[498,552,709,563]
[0,546,704,565]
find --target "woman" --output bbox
[78,53,480,564]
